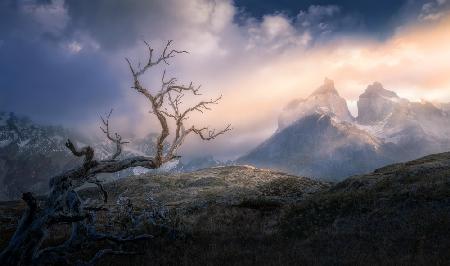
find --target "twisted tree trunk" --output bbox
[0,141,156,265]
[0,40,229,265]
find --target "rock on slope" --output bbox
[0,152,449,265]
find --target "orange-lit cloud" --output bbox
[3,0,450,160]
[104,1,450,159]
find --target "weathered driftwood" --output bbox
[0,40,230,266]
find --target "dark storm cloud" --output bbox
[235,0,435,38]
[0,39,120,123]
[63,0,219,51]
[63,0,166,50]
[0,0,239,126]
[0,0,227,126]
[0,0,129,124]
[0,0,441,124]
[1,0,450,159]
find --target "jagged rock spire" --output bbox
[310,78,339,96]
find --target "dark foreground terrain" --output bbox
[1,153,449,265]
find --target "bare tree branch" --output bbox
[0,40,229,266]
[191,124,232,141]
[125,42,183,166]
[87,178,108,203]
[126,40,188,78]
[162,95,231,161]
[100,109,129,160]
[65,139,94,167]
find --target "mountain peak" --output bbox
[310,78,339,96]
[361,82,398,99]
[278,78,353,130]
[357,82,403,124]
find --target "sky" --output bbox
[1,0,450,159]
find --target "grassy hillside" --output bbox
[1,154,449,265]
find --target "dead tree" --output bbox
[0,40,230,266]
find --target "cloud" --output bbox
[173,9,450,159]
[297,5,340,28]
[2,0,450,160]
[66,40,82,53]
[20,0,69,35]
[246,14,311,50]
[419,0,450,21]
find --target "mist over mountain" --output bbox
[0,112,82,200]
[3,78,450,200]
[0,112,225,200]
[278,78,354,130]
[239,79,450,180]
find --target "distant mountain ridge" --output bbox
[0,112,223,200]
[3,79,450,198]
[0,112,82,200]
[239,79,450,180]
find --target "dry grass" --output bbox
[1,155,450,265]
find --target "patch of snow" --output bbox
[0,139,12,148]
[50,135,64,142]
[236,165,256,170]
[160,160,179,171]
[356,112,393,139]
[123,146,147,156]
[210,165,228,169]
[132,167,151,175]
[18,138,31,147]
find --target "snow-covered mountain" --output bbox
[239,113,391,179]
[0,113,165,200]
[278,78,354,130]
[0,111,229,200]
[0,112,83,200]
[356,82,450,150]
[239,79,450,180]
